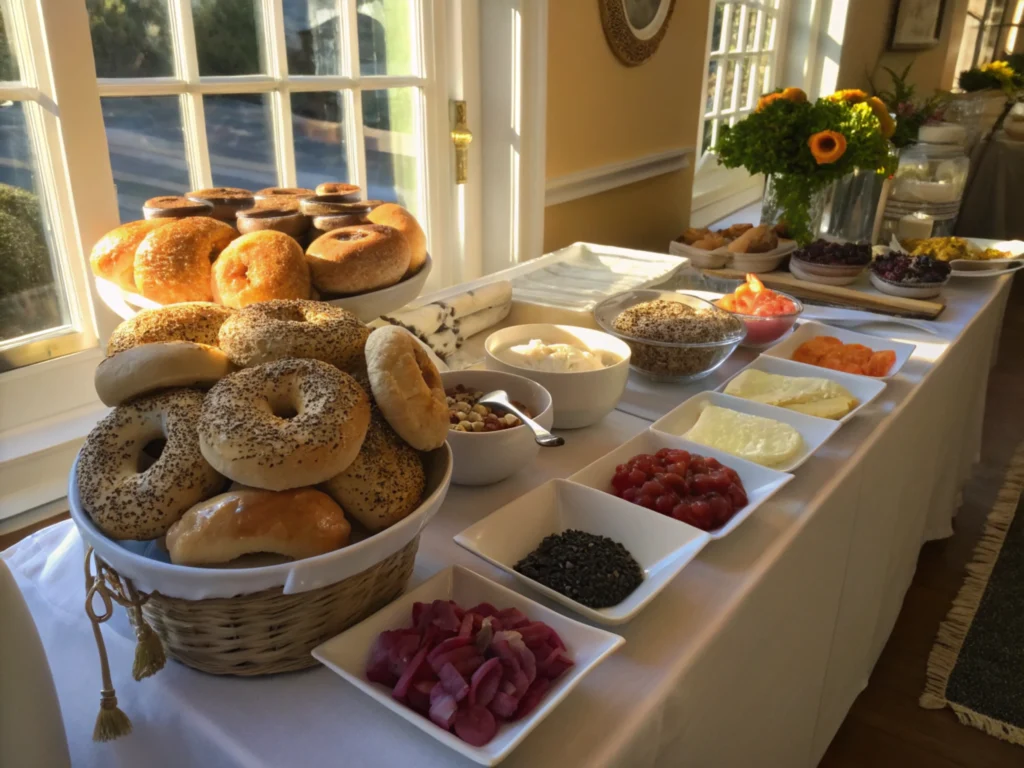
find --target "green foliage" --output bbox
[191,0,262,76]
[0,10,17,81]
[868,62,949,149]
[87,0,174,78]
[715,94,892,244]
[0,184,51,300]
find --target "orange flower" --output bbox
[828,89,868,104]
[809,130,847,164]
[866,96,896,139]
[781,87,808,103]
[756,92,785,112]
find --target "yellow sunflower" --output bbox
[809,130,847,164]
[828,89,868,104]
[866,96,896,139]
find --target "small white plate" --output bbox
[761,320,916,380]
[312,566,624,767]
[727,239,797,274]
[669,239,729,269]
[868,271,947,299]
[650,391,841,472]
[455,479,711,625]
[789,258,864,286]
[714,356,887,424]
[568,430,793,540]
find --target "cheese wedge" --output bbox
[724,369,858,420]
[684,405,804,467]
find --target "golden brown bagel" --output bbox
[134,217,238,304]
[314,182,361,200]
[367,204,427,275]
[365,325,448,450]
[166,487,351,565]
[143,196,214,220]
[305,224,410,295]
[90,219,175,292]
[185,187,254,221]
[212,231,311,308]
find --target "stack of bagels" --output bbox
[89,183,427,308]
[80,299,450,568]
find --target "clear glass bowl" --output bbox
[593,289,746,383]
[718,291,803,350]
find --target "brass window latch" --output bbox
[451,100,472,184]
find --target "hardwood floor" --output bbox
[3,283,1023,766]
[818,277,1024,767]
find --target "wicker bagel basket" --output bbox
[122,535,418,676]
[71,447,451,740]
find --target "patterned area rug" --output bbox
[920,444,1024,747]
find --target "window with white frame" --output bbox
[955,0,1024,78]
[699,0,784,153]
[92,0,430,225]
[0,0,98,372]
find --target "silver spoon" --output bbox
[478,390,564,447]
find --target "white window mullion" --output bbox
[263,0,295,186]
[170,0,212,188]
[341,0,368,191]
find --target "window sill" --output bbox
[690,172,765,229]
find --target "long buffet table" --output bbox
[2,273,1013,768]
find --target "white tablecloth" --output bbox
[3,276,1012,768]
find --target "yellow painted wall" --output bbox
[837,0,969,96]
[543,0,707,253]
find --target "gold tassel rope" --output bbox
[84,548,132,741]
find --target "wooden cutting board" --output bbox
[702,268,945,319]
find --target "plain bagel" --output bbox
[133,217,238,304]
[95,341,234,406]
[305,224,410,295]
[366,204,427,276]
[198,358,371,490]
[77,389,225,540]
[166,487,351,566]
[365,325,449,451]
[217,299,369,371]
[212,231,311,308]
[106,302,233,356]
[89,218,174,292]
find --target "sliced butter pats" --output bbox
[724,369,857,420]
[684,405,804,467]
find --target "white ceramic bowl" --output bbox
[439,369,554,486]
[789,256,867,286]
[484,324,631,429]
[455,479,710,625]
[67,446,452,599]
[726,239,797,273]
[312,565,624,766]
[868,270,948,300]
[669,239,729,269]
[94,254,432,323]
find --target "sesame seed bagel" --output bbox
[198,358,371,491]
[305,224,411,295]
[77,389,226,540]
[217,299,369,371]
[322,407,425,532]
[365,325,449,451]
[134,216,239,304]
[95,341,234,406]
[106,302,233,356]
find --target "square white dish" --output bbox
[312,566,624,766]
[649,391,841,473]
[714,355,887,424]
[568,430,793,540]
[454,479,711,625]
[760,320,916,380]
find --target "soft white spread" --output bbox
[500,339,605,373]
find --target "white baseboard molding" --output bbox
[545,147,694,207]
